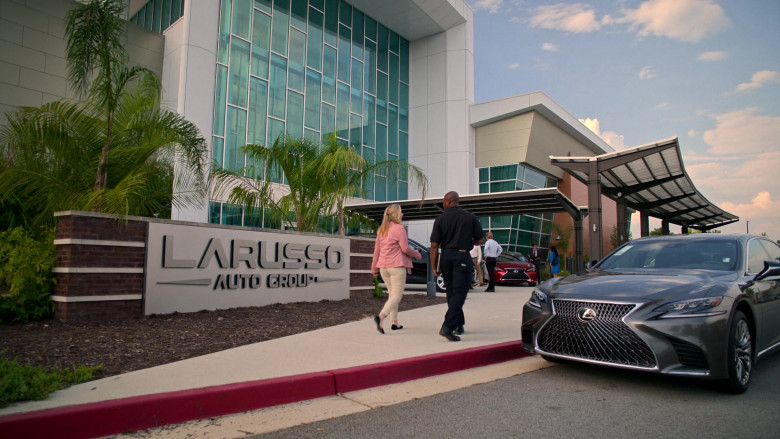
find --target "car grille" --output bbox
[668,337,708,369]
[499,269,529,281]
[537,299,657,368]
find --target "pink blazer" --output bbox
[371,223,422,275]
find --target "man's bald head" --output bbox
[443,191,460,208]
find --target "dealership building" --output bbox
[2,0,634,258]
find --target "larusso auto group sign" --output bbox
[145,222,350,314]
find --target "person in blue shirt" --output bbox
[548,245,561,278]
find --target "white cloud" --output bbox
[541,42,558,52]
[508,63,519,70]
[578,117,626,150]
[702,108,780,155]
[617,0,731,43]
[684,150,780,239]
[655,102,670,109]
[639,66,656,79]
[698,51,727,61]
[528,3,604,33]
[732,70,780,93]
[473,0,504,13]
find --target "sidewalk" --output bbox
[0,286,535,439]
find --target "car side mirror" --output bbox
[585,259,598,269]
[755,260,780,281]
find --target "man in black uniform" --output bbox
[430,191,485,341]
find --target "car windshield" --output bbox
[598,239,739,271]
[498,253,524,263]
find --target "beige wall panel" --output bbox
[475,113,533,168]
[527,113,602,178]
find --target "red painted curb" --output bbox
[0,342,529,439]
[332,341,528,393]
[0,372,335,439]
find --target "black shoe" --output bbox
[374,315,384,334]
[484,288,495,292]
[454,325,464,335]
[391,324,403,330]
[439,326,461,342]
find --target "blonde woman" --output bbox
[371,204,422,334]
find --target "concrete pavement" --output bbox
[0,285,540,439]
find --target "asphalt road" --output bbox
[253,352,780,439]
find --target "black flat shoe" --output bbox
[454,325,464,335]
[391,324,403,330]
[439,327,461,342]
[374,315,384,334]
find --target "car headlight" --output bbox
[527,265,536,272]
[528,288,548,309]
[654,296,726,318]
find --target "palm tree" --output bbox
[210,135,332,232]
[0,0,208,229]
[317,134,429,235]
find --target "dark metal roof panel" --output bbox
[551,137,738,230]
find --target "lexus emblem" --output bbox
[577,307,597,322]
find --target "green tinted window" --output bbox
[321,103,335,140]
[269,54,287,118]
[212,136,224,167]
[306,7,323,70]
[350,113,362,149]
[248,77,268,146]
[322,45,337,104]
[271,0,289,55]
[491,164,517,181]
[363,93,375,146]
[288,29,306,92]
[214,65,228,136]
[251,10,271,79]
[225,106,247,172]
[232,0,252,40]
[228,38,250,107]
[324,0,338,46]
[337,24,351,83]
[304,69,321,129]
[376,123,387,162]
[336,81,349,139]
[388,105,397,154]
[290,0,307,30]
[375,175,386,202]
[350,58,363,112]
[255,0,272,14]
[364,40,376,94]
[388,52,398,105]
[287,90,304,139]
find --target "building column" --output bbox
[617,196,628,246]
[661,219,670,235]
[640,211,650,237]
[588,159,603,260]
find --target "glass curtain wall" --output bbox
[130,0,185,33]
[478,164,558,254]
[210,0,410,228]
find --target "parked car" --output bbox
[521,234,780,393]
[493,252,538,286]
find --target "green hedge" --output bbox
[0,354,101,408]
[0,227,56,322]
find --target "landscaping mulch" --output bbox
[0,294,446,380]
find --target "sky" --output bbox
[465,0,780,241]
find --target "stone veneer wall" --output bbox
[52,211,375,322]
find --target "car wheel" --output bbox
[436,273,446,292]
[721,310,753,394]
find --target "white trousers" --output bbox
[379,266,407,323]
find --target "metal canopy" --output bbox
[551,137,738,231]
[345,188,584,223]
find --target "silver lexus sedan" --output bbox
[521,234,780,393]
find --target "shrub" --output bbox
[0,227,57,322]
[0,353,101,408]
[372,276,386,298]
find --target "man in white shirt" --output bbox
[469,244,484,287]
[483,231,503,292]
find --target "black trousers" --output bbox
[485,256,497,290]
[440,250,472,330]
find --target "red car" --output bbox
[489,252,537,286]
